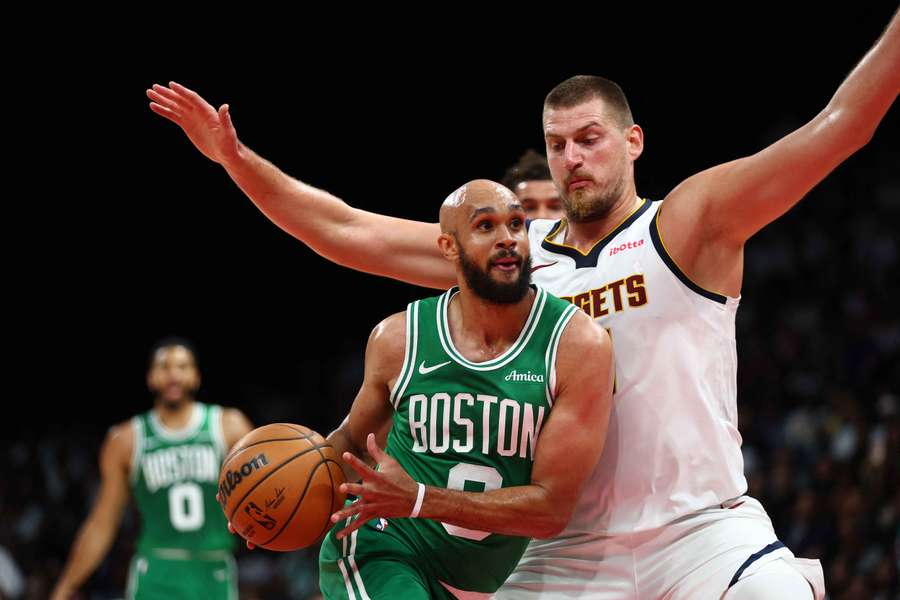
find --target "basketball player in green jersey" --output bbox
[316,180,614,599]
[51,339,253,600]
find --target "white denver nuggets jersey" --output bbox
[528,198,746,534]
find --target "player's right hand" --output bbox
[147,82,241,166]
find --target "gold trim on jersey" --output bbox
[543,197,648,257]
[653,203,731,301]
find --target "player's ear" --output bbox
[437,233,459,261]
[625,124,644,161]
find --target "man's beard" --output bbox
[561,165,627,223]
[161,395,189,411]
[458,245,532,304]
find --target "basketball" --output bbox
[217,423,346,551]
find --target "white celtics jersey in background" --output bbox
[528,198,746,535]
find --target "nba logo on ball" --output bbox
[217,423,346,551]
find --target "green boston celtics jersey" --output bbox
[131,402,235,555]
[383,285,577,593]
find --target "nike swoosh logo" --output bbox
[531,261,558,273]
[418,360,452,375]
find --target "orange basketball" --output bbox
[217,423,346,551]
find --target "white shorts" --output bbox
[496,496,824,599]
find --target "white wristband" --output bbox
[409,482,425,518]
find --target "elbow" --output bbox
[528,505,573,539]
[531,517,568,540]
[522,486,577,539]
[853,128,876,150]
[819,106,876,154]
[83,516,117,546]
[532,523,566,540]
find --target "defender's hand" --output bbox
[147,81,241,166]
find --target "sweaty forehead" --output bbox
[465,181,516,205]
[465,200,523,221]
[464,183,519,219]
[440,180,519,231]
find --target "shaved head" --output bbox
[436,179,532,304]
[439,179,520,234]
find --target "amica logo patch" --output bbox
[504,370,545,383]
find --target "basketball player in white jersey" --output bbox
[149,10,898,598]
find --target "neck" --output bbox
[563,187,641,252]
[153,398,196,429]
[448,286,535,361]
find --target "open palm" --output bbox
[147,81,240,165]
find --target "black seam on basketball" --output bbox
[227,445,320,522]
[317,458,343,542]
[310,443,338,539]
[222,435,313,465]
[224,427,318,463]
[257,458,329,548]
[278,423,318,437]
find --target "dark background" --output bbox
[5,6,899,599]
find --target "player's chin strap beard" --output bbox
[564,176,627,224]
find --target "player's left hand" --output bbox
[330,433,418,539]
[226,519,257,550]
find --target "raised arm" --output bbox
[50,423,133,600]
[660,10,900,296]
[148,82,454,290]
[332,309,614,540]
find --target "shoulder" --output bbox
[102,419,136,471]
[557,309,611,361]
[220,407,254,449]
[107,419,136,450]
[364,310,409,382]
[368,310,407,353]
[220,406,249,424]
[553,310,614,404]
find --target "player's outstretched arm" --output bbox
[149,83,453,290]
[660,9,899,294]
[50,423,133,600]
[331,310,614,540]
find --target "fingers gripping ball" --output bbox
[217,423,346,551]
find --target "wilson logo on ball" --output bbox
[218,453,270,504]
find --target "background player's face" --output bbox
[447,191,532,304]
[147,345,201,408]
[543,98,636,223]
[513,180,564,221]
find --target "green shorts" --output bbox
[126,550,237,600]
[319,518,456,600]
